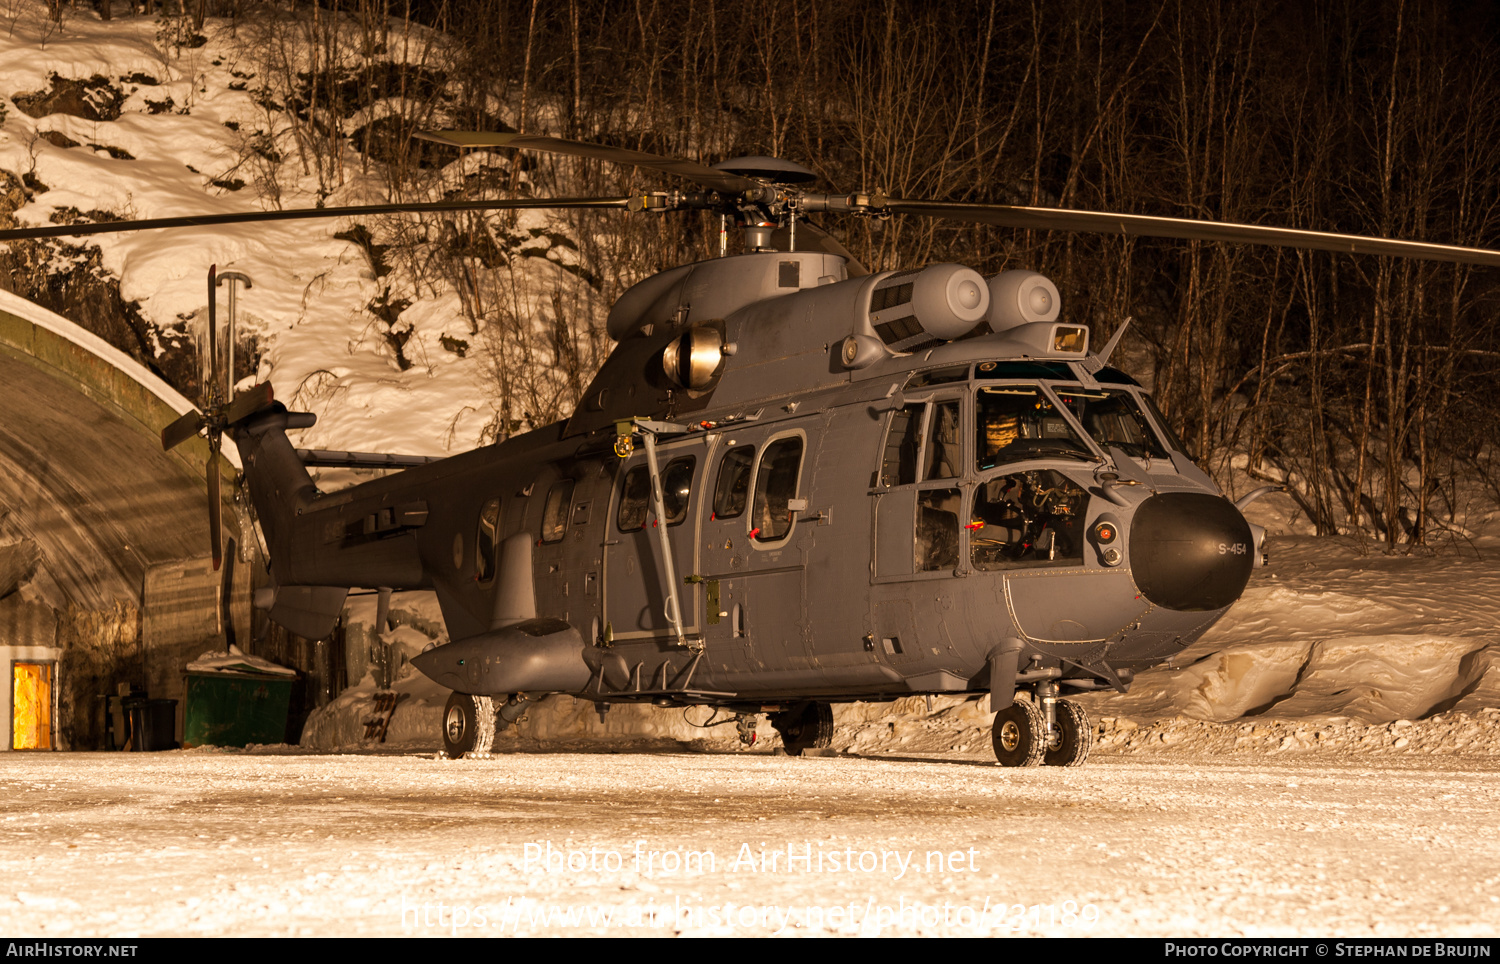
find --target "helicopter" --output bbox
[5,133,1499,766]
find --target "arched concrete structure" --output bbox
[0,288,250,749]
[0,287,235,607]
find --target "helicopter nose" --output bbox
[1129,493,1255,612]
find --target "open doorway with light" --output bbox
[12,661,54,750]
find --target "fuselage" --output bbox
[243,251,1257,708]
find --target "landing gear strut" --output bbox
[770,701,834,756]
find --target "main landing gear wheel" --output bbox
[442,692,497,758]
[771,702,834,756]
[1044,699,1093,767]
[991,697,1046,767]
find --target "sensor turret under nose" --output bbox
[1129,493,1255,612]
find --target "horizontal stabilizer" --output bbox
[255,584,349,641]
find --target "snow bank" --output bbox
[185,643,296,677]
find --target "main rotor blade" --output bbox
[0,197,634,242]
[881,200,1500,267]
[417,131,763,196]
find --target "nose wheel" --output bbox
[442,692,497,758]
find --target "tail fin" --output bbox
[229,401,319,564]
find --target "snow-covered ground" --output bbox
[2,749,1499,937]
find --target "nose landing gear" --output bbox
[991,683,1093,767]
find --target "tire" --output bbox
[772,702,834,756]
[1043,699,1093,767]
[991,697,1046,767]
[442,692,496,758]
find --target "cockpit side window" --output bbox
[1139,393,1193,459]
[922,400,961,481]
[881,403,925,486]
[476,497,501,582]
[916,487,961,571]
[1052,388,1169,460]
[975,386,1094,469]
[617,467,651,531]
[969,469,1086,570]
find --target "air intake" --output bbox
[867,263,989,352]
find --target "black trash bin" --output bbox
[121,698,178,751]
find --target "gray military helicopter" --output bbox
[7,133,1499,765]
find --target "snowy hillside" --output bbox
[0,1,602,463]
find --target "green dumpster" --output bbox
[183,651,297,747]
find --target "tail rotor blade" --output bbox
[225,382,275,426]
[220,537,237,651]
[206,265,219,406]
[207,443,223,572]
[162,410,205,450]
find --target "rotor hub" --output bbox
[711,156,817,185]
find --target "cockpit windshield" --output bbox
[975,386,1095,469]
[1051,387,1170,460]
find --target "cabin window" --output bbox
[617,457,696,531]
[881,403,924,486]
[617,466,651,531]
[1052,388,1169,460]
[916,487,961,571]
[660,457,695,524]
[476,498,501,582]
[922,400,961,481]
[713,445,755,519]
[975,386,1093,468]
[969,469,1087,570]
[540,480,575,543]
[750,436,804,543]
